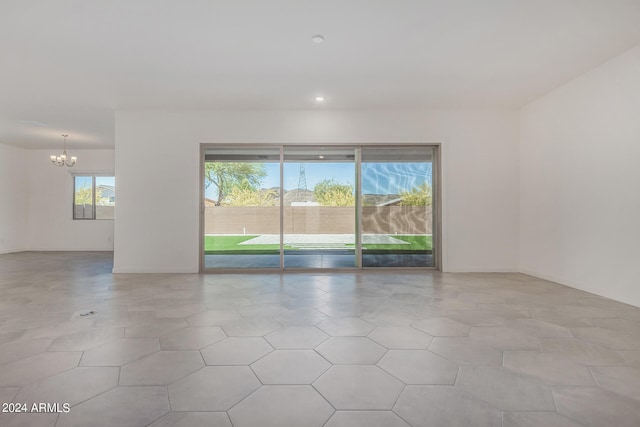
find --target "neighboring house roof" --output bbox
[96,185,115,198]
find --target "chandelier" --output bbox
[50,134,77,167]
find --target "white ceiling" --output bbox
[2,0,640,149]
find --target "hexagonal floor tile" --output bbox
[378,350,458,384]
[0,387,19,404]
[125,318,187,338]
[251,350,330,384]
[394,385,501,427]
[590,366,640,401]
[221,317,281,336]
[57,386,169,427]
[428,337,503,365]
[120,351,204,385]
[444,310,505,327]
[187,310,241,326]
[0,338,51,365]
[155,303,207,318]
[169,366,260,411]
[314,365,404,410]
[201,337,272,365]
[21,319,94,340]
[275,309,328,326]
[48,327,124,351]
[507,318,572,338]
[361,309,416,327]
[540,337,627,365]
[229,385,334,427]
[205,298,253,310]
[368,327,432,349]
[457,366,555,411]
[160,327,226,350]
[0,351,82,386]
[325,411,410,427]
[532,310,596,328]
[238,303,287,318]
[621,350,640,367]
[554,386,640,427]
[93,310,156,329]
[411,317,471,336]
[318,317,375,336]
[14,367,118,407]
[502,411,584,427]
[79,338,159,367]
[316,337,386,364]
[503,351,594,385]
[264,326,329,349]
[149,412,232,427]
[469,327,541,350]
[281,297,326,310]
[0,412,58,427]
[571,327,640,350]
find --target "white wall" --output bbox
[0,143,28,254]
[114,109,519,273]
[26,149,115,251]
[520,45,640,307]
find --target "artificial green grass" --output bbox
[363,235,432,252]
[205,235,282,254]
[205,234,432,255]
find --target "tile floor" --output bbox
[204,253,433,269]
[1,251,640,427]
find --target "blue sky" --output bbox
[75,176,115,189]
[96,176,115,187]
[205,162,431,199]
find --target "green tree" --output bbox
[74,186,102,205]
[399,182,432,206]
[205,163,267,205]
[223,186,278,207]
[313,179,355,206]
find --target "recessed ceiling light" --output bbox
[318,155,325,159]
[314,96,325,102]
[311,35,325,44]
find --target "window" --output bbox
[73,175,115,220]
[202,144,439,271]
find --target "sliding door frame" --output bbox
[200,143,441,273]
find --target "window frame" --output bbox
[199,143,442,273]
[72,173,115,221]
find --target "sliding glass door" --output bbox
[361,147,435,267]
[283,147,356,269]
[203,147,281,269]
[202,144,437,271]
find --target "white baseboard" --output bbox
[27,248,114,252]
[112,267,198,274]
[443,266,520,273]
[518,268,580,287]
[0,248,27,255]
[520,267,640,308]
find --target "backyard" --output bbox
[205,235,432,254]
